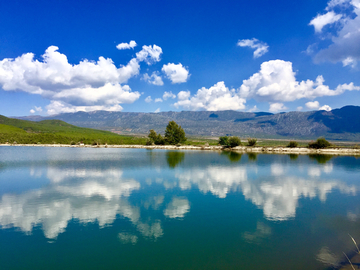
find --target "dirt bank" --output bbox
[1,143,360,156]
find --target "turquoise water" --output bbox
[0,146,360,269]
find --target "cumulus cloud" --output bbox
[305,101,331,111]
[143,72,164,86]
[269,103,287,112]
[311,0,360,67]
[309,11,343,32]
[238,60,360,102]
[154,108,161,113]
[0,45,163,114]
[154,98,163,103]
[162,91,176,100]
[174,81,246,111]
[305,100,320,109]
[162,63,190,84]
[319,104,332,111]
[145,96,152,103]
[30,106,42,114]
[116,40,137,50]
[237,38,269,58]
[136,45,162,65]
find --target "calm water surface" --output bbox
[0,146,360,269]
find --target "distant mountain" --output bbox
[16,106,360,140]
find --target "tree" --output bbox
[228,136,241,148]
[147,129,165,145]
[164,121,187,145]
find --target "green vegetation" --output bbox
[164,121,187,145]
[147,121,187,145]
[287,141,299,148]
[218,136,242,148]
[228,136,241,147]
[218,136,229,146]
[308,137,331,149]
[247,138,257,146]
[0,115,146,145]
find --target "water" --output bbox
[0,146,359,269]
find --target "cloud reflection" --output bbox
[175,165,356,221]
[0,168,142,239]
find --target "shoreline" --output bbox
[1,143,360,156]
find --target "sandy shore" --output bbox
[1,143,360,156]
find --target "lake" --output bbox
[0,146,359,269]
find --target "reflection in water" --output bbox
[242,222,272,244]
[247,153,258,161]
[222,151,242,162]
[0,150,358,250]
[288,154,299,160]
[166,151,185,168]
[0,167,166,240]
[316,246,340,267]
[118,232,138,245]
[309,154,333,164]
[175,165,356,221]
[164,196,190,218]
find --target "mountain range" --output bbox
[17,105,360,140]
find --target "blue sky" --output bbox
[0,0,360,116]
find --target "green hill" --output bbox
[0,115,146,145]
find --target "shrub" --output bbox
[164,121,187,145]
[228,136,241,148]
[219,136,229,146]
[247,138,257,146]
[308,137,331,149]
[287,141,298,148]
[145,139,154,145]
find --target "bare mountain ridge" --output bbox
[17,105,360,140]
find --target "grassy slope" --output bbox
[0,115,146,145]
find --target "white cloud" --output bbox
[311,0,360,67]
[319,104,332,111]
[269,103,287,112]
[237,38,269,58]
[174,81,246,111]
[247,105,258,112]
[143,72,164,86]
[305,100,320,109]
[162,91,176,100]
[154,108,161,113]
[297,106,303,111]
[116,40,137,50]
[309,11,343,33]
[154,98,163,103]
[238,60,360,103]
[30,106,42,114]
[136,45,162,65]
[162,63,190,84]
[0,45,165,114]
[177,91,191,100]
[145,96,152,103]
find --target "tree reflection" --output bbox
[289,154,299,160]
[309,154,333,164]
[221,151,242,162]
[248,153,258,161]
[166,151,185,168]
